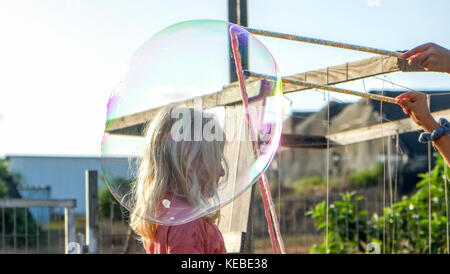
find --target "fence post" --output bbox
[64,207,76,254]
[85,170,99,253]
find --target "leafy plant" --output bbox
[307,191,368,253]
[308,152,450,254]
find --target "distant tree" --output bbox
[0,159,22,198]
[0,159,41,249]
[99,176,130,221]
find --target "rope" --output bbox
[381,75,386,254]
[393,132,400,252]
[325,91,330,253]
[444,161,449,254]
[387,134,394,252]
[427,94,432,254]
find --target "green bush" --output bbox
[348,162,384,188]
[0,160,12,198]
[307,192,368,253]
[308,152,450,254]
[291,175,326,196]
[98,177,129,221]
[0,179,8,198]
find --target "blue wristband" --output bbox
[418,118,450,143]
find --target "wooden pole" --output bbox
[85,170,99,254]
[64,207,76,254]
[228,0,248,83]
[224,0,254,253]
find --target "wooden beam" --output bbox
[280,134,340,148]
[106,56,424,135]
[282,56,424,94]
[326,109,450,145]
[106,80,263,133]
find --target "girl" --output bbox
[129,105,228,254]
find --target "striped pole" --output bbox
[247,71,399,104]
[246,28,402,58]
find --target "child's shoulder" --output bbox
[162,217,225,254]
[167,217,208,233]
[165,217,218,243]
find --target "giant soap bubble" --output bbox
[101,20,285,225]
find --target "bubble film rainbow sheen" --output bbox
[101,20,284,225]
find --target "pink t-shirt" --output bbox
[145,217,227,254]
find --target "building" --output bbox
[4,155,131,215]
[277,90,450,194]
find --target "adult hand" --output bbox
[396,92,439,132]
[397,92,450,168]
[399,43,450,73]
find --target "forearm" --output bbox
[433,135,450,167]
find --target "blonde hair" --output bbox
[129,105,228,245]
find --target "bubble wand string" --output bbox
[246,71,399,105]
[246,28,403,58]
[230,26,286,254]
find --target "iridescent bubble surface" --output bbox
[101,20,285,225]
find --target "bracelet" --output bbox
[418,118,450,143]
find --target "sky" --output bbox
[0,0,449,157]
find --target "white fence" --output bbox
[0,199,76,254]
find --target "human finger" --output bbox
[422,55,441,72]
[400,43,432,59]
[398,99,412,109]
[409,49,431,67]
[396,92,423,102]
[400,105,411,115]
[422,56,432,71]
[396,92,414,100]
[420,55,433,70]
